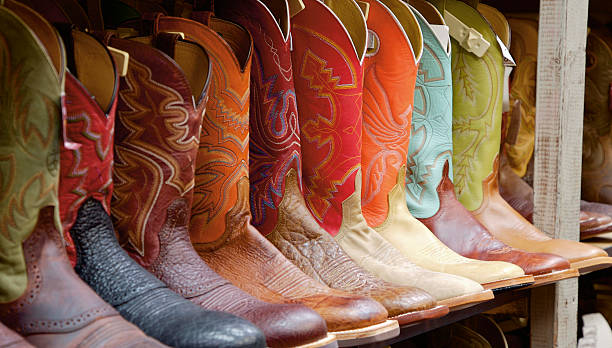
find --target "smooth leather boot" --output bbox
[291,0,491,310]
[214,0,449,326]
[582,28,612,205]
[356,0,530,292]
[0,5,165,346]
[447,0,610,274]
[135,13,397,346]
[0,323,33,348]
[404,0,571,286]
[104,31,328,348]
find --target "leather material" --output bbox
[504,17,537,178]
[583,29,612,204]
[16,0,92,30]
[291,0,483,302]
[71,199,263,348]
[0,323,33,348]
[59,71,116,266]
[0,3,64,302]
[150,13,389,334]
[449,0,608,263]
[356,1,524,285]
[0,207,167,348]
[499,157,612,240]
[408,6,569,276]
[106,36,266,347]
[216,0,443,322]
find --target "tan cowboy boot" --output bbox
[291,0,492,310]
[214,0,449,326]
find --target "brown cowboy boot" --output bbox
[103,30,333,348]
[137,12,400,345]
[0,3,166,347]
[214,0,449,326]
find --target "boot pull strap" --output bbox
[154,32,183,58]
[192,10,213,26]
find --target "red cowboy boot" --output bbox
[142,12,399,345]
[0,3,166,347]
[104,30,333,348]
[290,0,493,310]
[214,0,449,326]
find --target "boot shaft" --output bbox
[149,14,254,247]
[110,34,209,265]
[405,2,454,219]
[291,0,367,236]
[360,0,422,227]
[504,16,538,178]
[449,0,504,211]
[215,0,303,235]
[0,2,64,303]
[58,30,118,264]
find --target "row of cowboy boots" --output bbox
[3,0,612,347]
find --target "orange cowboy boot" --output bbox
[357,0,531,292]
[214,0,449,326]
[291,0,493,310]
[144,12,400,345]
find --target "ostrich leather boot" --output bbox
[214,0,449,326]
[0,323,33,348]
[447,0,609,275]
[498,17,612,240]
[404,0,570,285]
[105,30,331,348]
[0,4,165,347]
[143,13,397,346]
[291,0,491,310]
[582,29,612,205]
[357,0,529,292]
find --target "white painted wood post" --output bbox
[530,0,589,346]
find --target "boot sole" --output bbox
[390,305,449,326]
[332,319,399,347]
[294,333,338,348]
[529,268,579,287]
[438,289,494,311]
[482,275,535,291]
[571,256,612,274]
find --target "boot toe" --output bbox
[517,252,570,276]
[304,294,388,332]
[247,303,329,348]
[369,287,436,317]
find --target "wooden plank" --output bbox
[530,0,589,347]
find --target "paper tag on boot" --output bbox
[107,46,130,77]
[444,11,490,57]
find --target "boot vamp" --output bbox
[376,194,525,284]
[196,224,389,332]
[0,323,33,348]
[475,193,608,262]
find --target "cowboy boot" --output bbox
[0,323,33,348]
[214,0,449,326]
[140,13,398,346]
[291,0,491,310]
[17,0,92,30]
[54,28,265,347]
[404,0,572,285]
[583,28,612,205]
[355,0,530,292]
[104,30,331,348]
[496,16,612,240]
[447,0,610,274]
[0,4,166,347]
